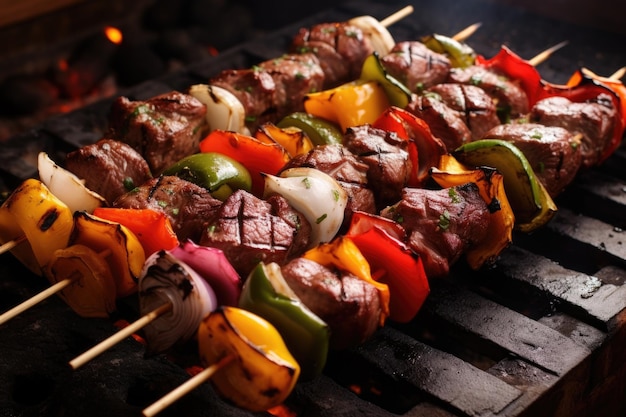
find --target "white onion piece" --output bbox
[37,152,106,214]
[348,15,395,56]
[138,250,218,356]
[188,84,250,135]
[263,167,347,247]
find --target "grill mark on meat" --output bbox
[147,175,164,201]
[200,190,311,277]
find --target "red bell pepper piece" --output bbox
[373,106,446,187]
[199,129,291,196]
[92,207,179,256]
[475,45,544,108]
[345,211,430,323]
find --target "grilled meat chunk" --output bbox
[199,190,311,277]
[381,183,490,278]
[112,175,222,243]
[343,125,413,209]
[406,92,471,151]
[281,144,376,228]
[64,138,152,205]
[258,53,325,119]
[281,257,381,350]
[291,22,374,88]
[107,91,207,176]
[380,41,451,92]
[530,94,618,168]
[447,65,529,121]
[484,123,583,197]
[427,83,501,140]
[210,68,277,133]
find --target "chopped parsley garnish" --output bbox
[448,188,461,203]
[316,213,328,224]
[438,210,451,231]
[122,177,135,191]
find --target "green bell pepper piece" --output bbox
[277,112,343,146]
[163,152,252,201]
[360,52,412,108]
[422,33,477,68]
[453,139,557,232]
[239,262,330,381]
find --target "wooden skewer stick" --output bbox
[142,354,236,417]
[609,66,626,80]
[0,248,113,326]
[379,5,414,27]
[528,40,568,67]
[0,277,75,326]
[0,235,27,256]
[452,22,482,42]
[582,66,626,81]
[69,302,173,370]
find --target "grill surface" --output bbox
[1,1,626,416]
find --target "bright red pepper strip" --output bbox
[475,45,544,108]
[200,129,291,196]
[346,211,430,323]
[373,106,446,187]
[92,207,179,256]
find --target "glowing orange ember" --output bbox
[104,26,123,45]
[268,405,297,417]
[57,58,69,72]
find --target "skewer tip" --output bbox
[452,22,482,42]
[379,5,414,28]
[528,40,568,67]
[609,66,626,81]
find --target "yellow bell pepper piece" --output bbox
[0,179,73,275]
[304,80,391,132]
[255,122,314,158]
[70,211,145,298]
[197,306,300,412]
[44,244,117,318]
[303,236,390,325]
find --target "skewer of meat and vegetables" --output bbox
[0,4,625,415]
